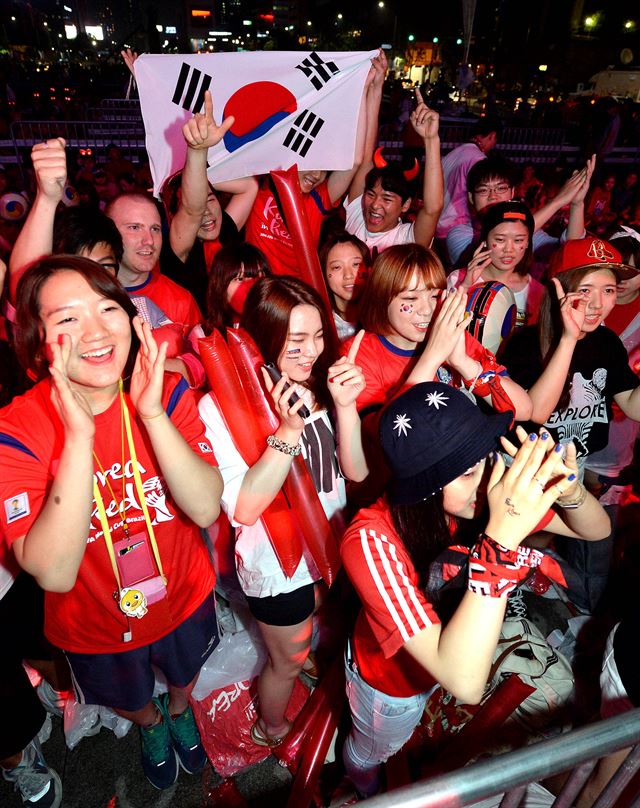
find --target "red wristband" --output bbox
[467,534,566,598]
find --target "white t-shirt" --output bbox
[198,395,346,598]
[344,194,415,253]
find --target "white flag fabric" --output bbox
[134,50,376,196]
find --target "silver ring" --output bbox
[533,477,545,492]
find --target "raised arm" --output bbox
[12,338,95,592]
[532,156,595,238]
[502,429,611,541]
[327,330,368,481]
[130,319,222,527]
[9,138,66,301]
[327,50,386,205]
[169,90,234,263]
[524,279,586,423]
[410,90,444,248]
[213,176,259,231]
[566,155,595,239]
[404,435,572,703]
[346,49,386,204]
[227,371,307,526]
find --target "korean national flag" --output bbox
[134,50,376,196]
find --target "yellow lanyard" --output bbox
[92,379,167,593]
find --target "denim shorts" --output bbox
[600,623,633,720]
[342,644,438,798]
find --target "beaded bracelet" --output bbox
[467,534,566,598]
[555,482,588,510]
[267,434,302,456]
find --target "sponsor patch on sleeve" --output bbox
[4,492,31,523]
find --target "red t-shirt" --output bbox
[342,500,557,699]
[343,331,508,414]
[605,295,640,338]
[341,498,440,697]
[0,374,217,653]
[125,271,203,334]
[245,180,335,276]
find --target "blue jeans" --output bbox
[342,648,438,798]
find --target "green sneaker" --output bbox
[139,699,178,789]
[158,692,207,774]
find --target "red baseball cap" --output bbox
[548,237,638,281]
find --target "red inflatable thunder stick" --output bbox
[226,329,342,586]
[269,166,339,345]
[199,330,303,577]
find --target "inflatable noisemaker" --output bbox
[199,330,303,577]
[465,280,517,356]
[269,166,339,344]
[226,328,341,587]
[285,656,345,807]
[421,674,535,779]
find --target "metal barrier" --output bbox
[8,120,147,169]
[360,709,640,807]
[3,116,639,170]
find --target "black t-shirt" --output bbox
[160,210,239,310]
[501,325,639,458]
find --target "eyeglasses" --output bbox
[474,183,512,197]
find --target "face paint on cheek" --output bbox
[491,243,497,248]
[327,273,333,280]
[400,303,413,314]
[286,348,301,356]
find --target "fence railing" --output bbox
[2,111,640,170]
[360,709,640,808]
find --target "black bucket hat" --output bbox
[380,382,512,506]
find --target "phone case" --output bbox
[114,533,156,587]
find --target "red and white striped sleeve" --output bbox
[343,523,440,659]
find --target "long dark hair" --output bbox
[204,243,271,334]
[537,266,616,409]
[391,493,450,589]
[318,231,371,314]
[241,276,338,410]
[15,254,140,384]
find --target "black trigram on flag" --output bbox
[171,63,213,113]
[295,52,339,91]
[283,110,325,157]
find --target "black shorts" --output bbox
[245,583,315,627]
[65,594,219,712]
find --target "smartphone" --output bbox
[263,363,311,419]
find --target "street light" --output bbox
[433,36,439,43]
[408,34,415,41]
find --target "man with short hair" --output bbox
[446,155,594,270]
[435,116,501,243]
[345,88,443,254]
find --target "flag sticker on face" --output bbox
[172,62,213,113]
[134,50,376,193]
[295,52,340,90]
[4,492,30,524]
[283,110,325,158]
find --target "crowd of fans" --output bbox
[1,48,640,808]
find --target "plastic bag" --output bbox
[191,628,267,701]
[192,677,309,778]
[63,701,132,750]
